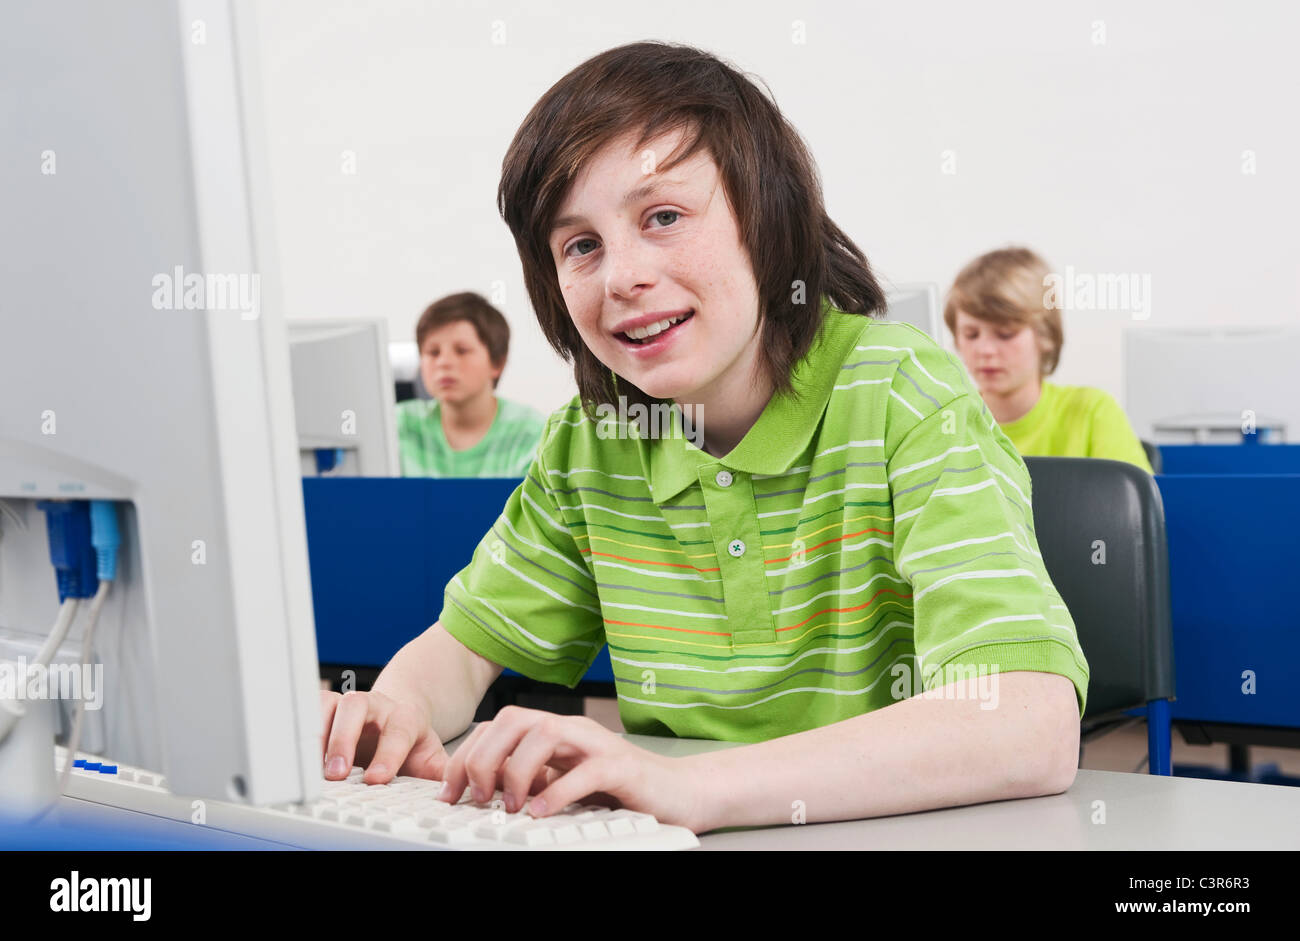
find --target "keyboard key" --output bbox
[504,823,557,847]
[391,776,437,786]
[606,816,636,837]
[427,823,477,845]
[473,812,535,841]
[630,814,659,834]
[369,795,415,809]
[545,820,583,845]
[608,810,659,834]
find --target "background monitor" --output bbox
[1124,326,1300,444]
[0,0,321,806]
[884,283,942,338]
[389,340,428,402]
[288,319,401,476]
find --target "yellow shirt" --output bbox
[998,381,1154,474]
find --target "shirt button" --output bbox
[727,539,746,558]
[715,470,733,488]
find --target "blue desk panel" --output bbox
[302,478,615,683]
[1155,474,1300,728]
[1158,444,1300,475]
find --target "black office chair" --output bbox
[1140,439,1163,474]
[1022,457,1175,773]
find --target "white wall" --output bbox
[248,0,1300,413]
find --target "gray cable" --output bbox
[57,580,110,797]
[0,599,80,744]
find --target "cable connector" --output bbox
[314,447,345,474]
[35,500,99,601]
[89,500,120,582]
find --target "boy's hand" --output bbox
[320,688,450,784]
[437,705,708,833]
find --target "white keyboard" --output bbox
[54,748,699,850]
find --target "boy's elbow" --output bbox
[1003,672,1082,797]
[1006,729,1077,799]
[1038,738,1080,795]
[1036,686,1082,795]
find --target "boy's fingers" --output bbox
[319,690,342,759]
[529,765,556,795]
[364,706,422,783]
[461,716,539,805]
[323,691,386,779]
[501,725,569,812]
[529,758,612,818]
[437,722,491,800]
[402,734,451,781]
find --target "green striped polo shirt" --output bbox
[397,397,545,478]
[438,307,1090,742]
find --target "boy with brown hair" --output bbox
[325,42,1088,834]
[396,292,544,477]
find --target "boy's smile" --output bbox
[548,126,770,451]
[611,308,695,354]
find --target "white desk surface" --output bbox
[40,724,1300,851]
[460,725,1300,850]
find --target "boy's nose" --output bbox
[603,244,656,300]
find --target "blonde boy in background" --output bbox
[946,247,1153,473]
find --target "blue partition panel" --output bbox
[1155,474,1300,728]
[1159,444,1300,476]
[302,478,615,683]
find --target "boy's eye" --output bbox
[561,210,681,259]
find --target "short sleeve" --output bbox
[888,391,1091,716]
[437,418,606,686]
[1087,392,1154,474]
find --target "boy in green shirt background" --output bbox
[396,292,545,478]
[945,246,1154,473]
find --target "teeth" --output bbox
[624,312,689,341]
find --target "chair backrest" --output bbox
[1022,457,1175,719]
[1140,439,1163,474]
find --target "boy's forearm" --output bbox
[370,621,501,745]
[681,670,1080,833]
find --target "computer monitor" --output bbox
[884,283,942,338]
[0,0,321,808]
[288,319,401,476]
[1124,326,1300,444]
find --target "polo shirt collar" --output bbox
[646,304,869,505]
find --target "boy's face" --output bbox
[952,309,1043,398]
[547,128,763,406]
[419,319,502,405]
